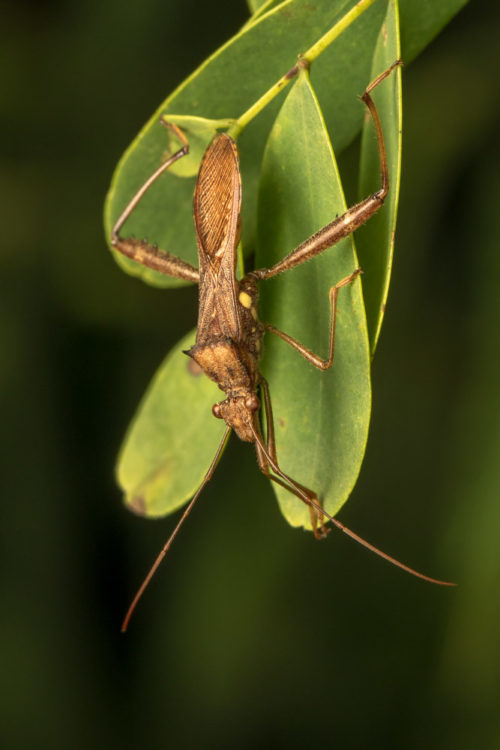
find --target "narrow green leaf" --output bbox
[256,71,371,529]
[117,330,225,517]
[356,0,402,351]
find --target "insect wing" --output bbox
[194,134,243,342]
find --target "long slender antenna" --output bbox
[121,426,231,632]
[251,424,455,587]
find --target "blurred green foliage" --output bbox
[1,1,499,748]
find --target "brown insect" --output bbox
[111,61,453,630]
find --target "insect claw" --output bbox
[313,526,330,540]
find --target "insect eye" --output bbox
[212,403,222,419]
[245,394,260,412]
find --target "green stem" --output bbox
[227,0,378,138]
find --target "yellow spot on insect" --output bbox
[251,306,258,321]
[239,291,252,308]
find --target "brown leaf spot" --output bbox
[129,496,147,516]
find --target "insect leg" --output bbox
[111,121,199,283]
[253,60,401,282]
[256,379,328,538]
[258,376,277,462]
[263,268,362,370]
[251,420,455,587]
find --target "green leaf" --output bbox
[104,0,387,288]
[104,0,468,289]
[117,330,226,517]
[242,2,283,34]
[256,70,371,529]
[356,0,402,351]
[112,0,469,527]
[246,0,274,15]
[158,116,237,179]
[399,0,471,63]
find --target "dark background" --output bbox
[2,1,500,747]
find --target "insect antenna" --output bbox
[121,426,231,632]
[250,424,455,588]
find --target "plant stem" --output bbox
[227,0,378,138]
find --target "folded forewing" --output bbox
[194,134,242,342]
